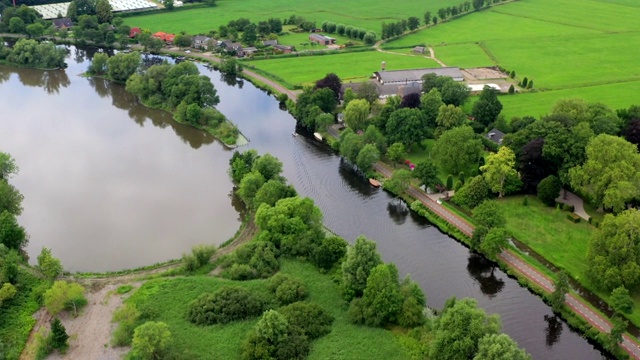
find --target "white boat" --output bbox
[313,132,323,141]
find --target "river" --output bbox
[0,47,610,359]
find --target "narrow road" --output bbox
[370,159,640,359]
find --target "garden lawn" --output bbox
[125,260,408,360]
[245,51,440,86]
[497,196,593,282]
[123,0,464,34]
[277,27,358,48]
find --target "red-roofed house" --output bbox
[165,34,175,43]
[152,32,167,40]
[129,27,141,38]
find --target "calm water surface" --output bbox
[0,48,610,359]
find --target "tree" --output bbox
[385,108,429,149]
[350,263,403,327]
[420,88,444,127]
[95,0,113,23]
[254,180,296,208]
[67,1,79,21]
[164,0,174,10]
[0,211,27,251]
[436,104,466,131]
[356,144,379,173]
[407,16,420,30]
[480,227,508,260]
[587,209,640,291]
[88,52,108,75]
[608,316,627,350]
[481,147,518,197]
[623,119,640,151]
[472,86,503,126]
[550,271,569,312]
[44,281,86,316]
[241,309,310,360]
[432,126,483,174]
[473,334,532,360]
[344,99,370,131]
[383,169,412,195]
[363,125,386,154]
[400,93,421,109]
[429,297,500,360]
[473,200,505,229]
[132,321,172,360]
[25,23,44,39]
[0,282,17,306]
[363,32,377,45]
[107,51,140,82]
[353,82,378,104]
[341,236,383,301]
[252,153,283,181]
[9,17,25,34]
[37,247,63,279]
[424,11,432,26]
[313,236,348,271]
[0,153,18,181]
[387,143,406,166]
[50,318,69,353]
[237,171,265,207]
[315,73,342,100]
[241,23,257,45]
[173,34,192,48]
[413,160,440,190]
[536,175,561,206]
[611,286,634,314]
[440,79,470,106]
[453,175,490,208]
[569,134,640,212]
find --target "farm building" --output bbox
[468,83,501,92]
[263,40,278,47]
[373,67,464,84]
[152,32,175,43]
[413,46,426,54]
[309,33,336,45]
[486,128,505,144]
[51,18,72,29]
[129,27,141,38]
[192,35,211,49]
[31,0,156,19]
[273,44,293,54]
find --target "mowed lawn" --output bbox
[497,196,593,281]
[245,51,440,85]
[126,260,408,359]
[123,0,464,34]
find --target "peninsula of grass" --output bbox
[124,260,409,360]
[245,51,440,87]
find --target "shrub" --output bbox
[312,235,348,271]
[268,273,293,292]
[131,321,172,360]
[241,310,310,360]
[279,302,334,339]
[112,303,141,346]
[275,279,308,305]
[224,263,257,280]
[50,318,69,353]
[187,286,268,325]
[473,200,505,229]
[116,285,133,294]
[508,84,515,94]
[458,171,465,185]
[453,180,463,192]
[566,213,580,223]
[446,175,453,190]
[611,286,634,314]
[221,241,280,280]
[537,175,562,206]
[452,176,490,209]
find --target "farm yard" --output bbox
[122,0,464,34]
[384,0,640,118]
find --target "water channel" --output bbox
[0,47,610,359]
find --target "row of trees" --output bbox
[319,21,377,45]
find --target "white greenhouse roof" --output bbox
[32,0,157,19]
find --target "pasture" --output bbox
[383,0,640,116]
[123,0,464,34]
[245,51,439,86]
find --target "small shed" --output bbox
[413,46,426,54]
[486,128,505,144]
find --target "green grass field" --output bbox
[125,260,408,359]
[383,0,640,117]
[123,0,464,35]
[245,51,440,85]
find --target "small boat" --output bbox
[175,56,186,62]
[313,132,323,141]
[369,179,381,188]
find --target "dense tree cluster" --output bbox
[0,38,66,69]
[188,286,268,325]
[321,20,376,45]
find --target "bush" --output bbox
[312,235,348,271]
[112,304,141,346]
[537,175,562,206]
[611,286,634,314]
[221,241,280,280]
[446,175,453,190]
[275,279,308,305]
[279,302,334,339]
[566,213,581,223]
[453,180,463,192]
[187,286,268,325]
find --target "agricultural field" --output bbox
[383,0,640,117]
[123,0,464,35]
[244,51,440,86]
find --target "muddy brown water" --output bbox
[0,48,612,359]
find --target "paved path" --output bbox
[556,189,590,221]
[370,161,640,359]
